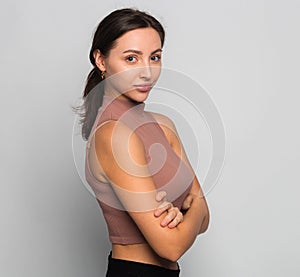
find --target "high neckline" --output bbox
[102,94,145,111]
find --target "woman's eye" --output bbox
[151,55,161,62]
[125,56,137,63]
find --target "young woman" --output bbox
[80,8,209,277]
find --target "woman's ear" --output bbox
[93,49,106,72]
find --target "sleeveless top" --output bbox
[85,95,194,244]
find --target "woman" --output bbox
[80,8,209,277]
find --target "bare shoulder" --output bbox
[149,112,179,146]
[149,112,177,131]
[94,120,144,152]
[149,112,193,176]
[94,120,147,174]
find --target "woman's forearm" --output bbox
[168,196,208,260]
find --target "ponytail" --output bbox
[78,67,105,140]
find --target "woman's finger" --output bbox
[181,194,194,210]
[155,190,167,202]
[154,201,172,217]
[161,207,183,227]
[160,209,176,227]
[168,210,184,228]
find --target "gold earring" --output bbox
[101,71,105,79]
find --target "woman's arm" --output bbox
[94,120,208,262]
[181,192,210,234]
[152,113,210,234]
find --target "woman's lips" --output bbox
[134,85,152,92]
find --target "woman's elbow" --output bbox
[158,245,184,263]
[152,237,186,262]
[156,235,193,262]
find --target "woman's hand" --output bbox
[181,193,195,210]
[181,193,201,212]
[154,191,183,228]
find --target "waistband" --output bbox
[107,251,180,277]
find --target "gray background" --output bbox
[1,0,299,276]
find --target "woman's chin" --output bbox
[123,90,150,103]
[135,93,150,103]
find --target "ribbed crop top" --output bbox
[85,95,193,245]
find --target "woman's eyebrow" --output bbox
[122,48,163,55]
[151,49,163,55]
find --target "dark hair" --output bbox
[76,8,165,140]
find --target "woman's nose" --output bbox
[139,64,152,80]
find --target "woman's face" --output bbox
[94,27,162,102]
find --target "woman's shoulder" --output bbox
[148,112,176,131]
[148,112,178,145]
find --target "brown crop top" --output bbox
[85,95,193,245]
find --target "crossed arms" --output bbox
[94,116,209,262]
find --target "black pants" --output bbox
[106,251,180,277]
